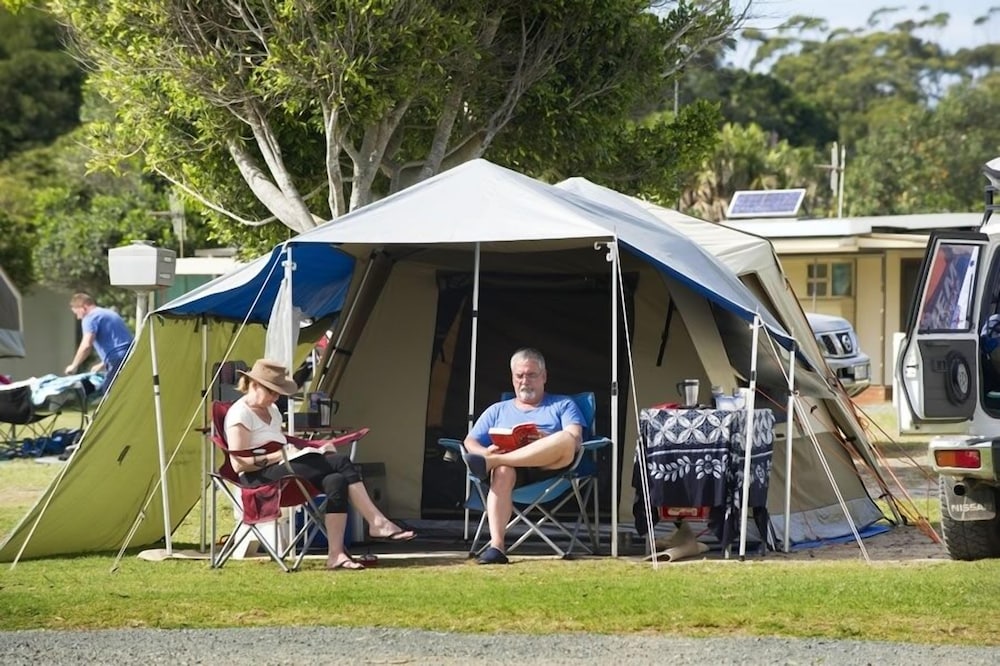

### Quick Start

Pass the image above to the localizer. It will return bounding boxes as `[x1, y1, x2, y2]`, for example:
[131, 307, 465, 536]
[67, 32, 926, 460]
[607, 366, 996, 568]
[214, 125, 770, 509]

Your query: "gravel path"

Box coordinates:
[2, 627, 1000, 665]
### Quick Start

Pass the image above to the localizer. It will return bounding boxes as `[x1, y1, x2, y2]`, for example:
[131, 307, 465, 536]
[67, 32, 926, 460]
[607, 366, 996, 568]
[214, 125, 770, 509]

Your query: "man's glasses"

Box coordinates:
[513, 372, 541, 381]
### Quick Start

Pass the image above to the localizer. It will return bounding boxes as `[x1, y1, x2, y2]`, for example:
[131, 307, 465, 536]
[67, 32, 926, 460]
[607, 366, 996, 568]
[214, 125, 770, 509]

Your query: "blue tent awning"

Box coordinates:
[156, 244, 355, 323]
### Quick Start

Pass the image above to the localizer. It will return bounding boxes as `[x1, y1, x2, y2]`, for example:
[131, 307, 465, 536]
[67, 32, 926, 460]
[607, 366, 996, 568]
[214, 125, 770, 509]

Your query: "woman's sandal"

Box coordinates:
[369, 529, 417, 543]
[327, 558, 366, 571]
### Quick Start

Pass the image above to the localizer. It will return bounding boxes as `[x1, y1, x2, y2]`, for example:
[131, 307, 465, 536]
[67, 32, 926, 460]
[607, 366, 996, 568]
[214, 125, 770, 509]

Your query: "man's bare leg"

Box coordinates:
[486, 431, 578, 470]
[486, 466, 516, 551]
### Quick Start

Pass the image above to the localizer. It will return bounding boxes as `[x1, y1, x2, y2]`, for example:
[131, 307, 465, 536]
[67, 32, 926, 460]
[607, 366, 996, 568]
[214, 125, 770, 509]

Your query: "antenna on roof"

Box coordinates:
[725, 188, 806, 219]
[817, 142, 846, 218]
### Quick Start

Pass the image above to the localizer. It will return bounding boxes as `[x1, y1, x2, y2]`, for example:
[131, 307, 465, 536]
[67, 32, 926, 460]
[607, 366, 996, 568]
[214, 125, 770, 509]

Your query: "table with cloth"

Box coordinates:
[633, 406, 776, 552]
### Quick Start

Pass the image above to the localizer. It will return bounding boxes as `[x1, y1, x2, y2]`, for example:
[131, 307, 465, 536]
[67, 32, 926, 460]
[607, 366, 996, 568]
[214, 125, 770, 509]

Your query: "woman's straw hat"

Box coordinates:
[238, 358, 298, 396]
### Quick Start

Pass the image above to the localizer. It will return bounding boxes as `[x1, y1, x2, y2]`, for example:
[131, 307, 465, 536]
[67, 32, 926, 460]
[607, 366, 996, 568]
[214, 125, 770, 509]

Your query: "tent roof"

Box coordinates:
[0, 265, 24, 358]
[556, 178, 776, 276]
[162, 159, 795, 346]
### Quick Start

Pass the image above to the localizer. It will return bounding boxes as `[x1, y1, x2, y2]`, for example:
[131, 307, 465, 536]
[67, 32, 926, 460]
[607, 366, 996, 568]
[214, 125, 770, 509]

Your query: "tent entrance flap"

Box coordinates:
[421, 270, 637, 519]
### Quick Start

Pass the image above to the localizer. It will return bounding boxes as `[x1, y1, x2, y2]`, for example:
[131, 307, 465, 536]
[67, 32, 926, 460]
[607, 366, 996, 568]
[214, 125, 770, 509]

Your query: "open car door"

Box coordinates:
[897, 231, 989, 431]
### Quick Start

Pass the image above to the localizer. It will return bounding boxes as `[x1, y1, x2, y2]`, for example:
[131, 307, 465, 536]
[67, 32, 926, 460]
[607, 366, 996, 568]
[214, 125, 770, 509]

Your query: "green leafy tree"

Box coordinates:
[0, 172, 36, 287]
[20, 0, 750, 239]
[0, 125, 210, 312]
[0, 6, 84, 159]
[680, 122, 824, 221]
[681, 67, 837, 149]
[0, 6, 86, 287]
[848, 72, 1000, 215]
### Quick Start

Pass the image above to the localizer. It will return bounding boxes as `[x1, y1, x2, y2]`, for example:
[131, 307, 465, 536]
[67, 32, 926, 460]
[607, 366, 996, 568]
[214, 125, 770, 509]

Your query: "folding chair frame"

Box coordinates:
[206, 400, 369, 572]
[210, 466, 327, 572]
[439, 391, 612, 560]
[0, 384, 59, 451]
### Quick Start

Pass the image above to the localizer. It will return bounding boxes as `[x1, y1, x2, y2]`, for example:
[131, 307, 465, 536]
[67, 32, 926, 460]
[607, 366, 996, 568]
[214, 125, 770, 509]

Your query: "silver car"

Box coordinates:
[805, 312, 871, 397]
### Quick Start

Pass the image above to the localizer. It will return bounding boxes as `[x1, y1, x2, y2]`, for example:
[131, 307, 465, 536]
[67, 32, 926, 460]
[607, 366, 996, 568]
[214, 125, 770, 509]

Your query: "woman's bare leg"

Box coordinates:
[324, 512, 362, 568]
[347, 483, 415, 539]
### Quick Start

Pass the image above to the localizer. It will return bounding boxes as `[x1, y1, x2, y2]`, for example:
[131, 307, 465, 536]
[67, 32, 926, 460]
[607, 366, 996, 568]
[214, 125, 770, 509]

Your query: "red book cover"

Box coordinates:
[488, 422, 542, 452]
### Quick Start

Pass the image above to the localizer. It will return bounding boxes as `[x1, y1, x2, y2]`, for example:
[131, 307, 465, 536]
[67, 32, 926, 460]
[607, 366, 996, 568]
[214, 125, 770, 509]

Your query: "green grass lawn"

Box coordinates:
[3, 403, 1000, 645]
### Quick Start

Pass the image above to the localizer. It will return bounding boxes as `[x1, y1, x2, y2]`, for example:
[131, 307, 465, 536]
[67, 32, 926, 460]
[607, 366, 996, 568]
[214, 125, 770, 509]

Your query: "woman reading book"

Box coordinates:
[462, 348, 584, 565]
[225, 358, 415, 570]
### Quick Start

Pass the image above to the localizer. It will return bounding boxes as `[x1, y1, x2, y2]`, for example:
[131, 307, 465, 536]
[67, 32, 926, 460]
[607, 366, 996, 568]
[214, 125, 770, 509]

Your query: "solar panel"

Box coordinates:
[726, 189, 806, 219]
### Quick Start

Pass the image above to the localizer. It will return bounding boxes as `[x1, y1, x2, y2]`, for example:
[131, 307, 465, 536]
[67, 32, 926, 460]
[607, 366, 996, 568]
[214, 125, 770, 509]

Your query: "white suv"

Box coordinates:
[805, 312, 871, 397]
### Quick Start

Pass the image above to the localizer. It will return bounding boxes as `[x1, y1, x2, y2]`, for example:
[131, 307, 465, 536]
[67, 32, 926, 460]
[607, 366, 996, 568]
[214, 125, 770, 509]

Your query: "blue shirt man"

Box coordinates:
[463, 348, 584, 564]
[468, 394, 584, 448]
[66, 292, 134, 391]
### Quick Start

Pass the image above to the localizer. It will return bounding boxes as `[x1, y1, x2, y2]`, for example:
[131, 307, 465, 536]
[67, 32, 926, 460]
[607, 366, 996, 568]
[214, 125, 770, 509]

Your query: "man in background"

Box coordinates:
[65, 292, 133, 391]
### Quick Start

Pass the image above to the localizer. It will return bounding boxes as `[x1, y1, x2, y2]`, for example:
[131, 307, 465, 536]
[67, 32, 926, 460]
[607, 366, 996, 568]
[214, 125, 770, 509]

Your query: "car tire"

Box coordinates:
[939, 476, 1000, 560]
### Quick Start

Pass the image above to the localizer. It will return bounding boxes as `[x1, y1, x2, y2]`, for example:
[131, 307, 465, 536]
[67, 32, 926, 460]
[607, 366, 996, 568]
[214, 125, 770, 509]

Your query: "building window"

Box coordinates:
[807, 261, 853, 297]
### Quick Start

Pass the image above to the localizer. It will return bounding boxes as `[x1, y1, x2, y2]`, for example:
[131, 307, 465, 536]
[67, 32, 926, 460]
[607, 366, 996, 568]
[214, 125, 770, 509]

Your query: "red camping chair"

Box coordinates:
[208, 401, 370, 571]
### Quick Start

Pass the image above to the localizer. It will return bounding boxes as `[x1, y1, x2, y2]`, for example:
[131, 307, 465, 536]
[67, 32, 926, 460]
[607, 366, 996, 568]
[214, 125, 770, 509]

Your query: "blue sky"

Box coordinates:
[731, 0, 999, 68]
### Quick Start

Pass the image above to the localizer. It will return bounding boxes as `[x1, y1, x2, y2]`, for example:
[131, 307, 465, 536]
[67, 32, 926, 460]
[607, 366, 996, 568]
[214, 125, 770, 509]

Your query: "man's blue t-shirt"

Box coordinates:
[83, 307, 133, 367]
[469, 394, 585, 446]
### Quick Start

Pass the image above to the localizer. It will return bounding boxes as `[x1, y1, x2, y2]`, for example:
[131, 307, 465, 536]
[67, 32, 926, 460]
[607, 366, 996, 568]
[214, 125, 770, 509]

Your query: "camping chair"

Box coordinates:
[0, 384, 59, 455]
[439, 391, 612, 559]
[208, 401, 370, 571]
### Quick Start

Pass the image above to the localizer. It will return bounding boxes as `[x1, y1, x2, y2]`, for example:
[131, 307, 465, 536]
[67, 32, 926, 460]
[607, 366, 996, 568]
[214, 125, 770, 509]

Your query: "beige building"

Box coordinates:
[722, 213, 983, 393]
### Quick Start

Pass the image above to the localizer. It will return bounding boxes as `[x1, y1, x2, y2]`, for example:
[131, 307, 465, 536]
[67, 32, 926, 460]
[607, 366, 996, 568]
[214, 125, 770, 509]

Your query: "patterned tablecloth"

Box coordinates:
[635, 407, 775, 548]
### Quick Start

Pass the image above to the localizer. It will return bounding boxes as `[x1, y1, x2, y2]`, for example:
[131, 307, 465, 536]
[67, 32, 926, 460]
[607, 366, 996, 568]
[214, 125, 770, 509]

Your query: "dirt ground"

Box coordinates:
[757, 452, 948, 564]
[640, 448, 951, 564]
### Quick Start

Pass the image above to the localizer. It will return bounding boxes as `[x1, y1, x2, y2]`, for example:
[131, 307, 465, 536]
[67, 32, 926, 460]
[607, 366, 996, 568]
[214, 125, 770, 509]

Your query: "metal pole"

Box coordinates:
[738, 315, 761, 560]
[608, 241, 620, 557]
[783, 341, 796, 553]
[837, 144, 846, 219]
[282, 245, 297, 434]
[200, 316, 208, 553]
[149, 293, 173, 555]
[464, 243, 482, 541]
[282, 245, 295, 552]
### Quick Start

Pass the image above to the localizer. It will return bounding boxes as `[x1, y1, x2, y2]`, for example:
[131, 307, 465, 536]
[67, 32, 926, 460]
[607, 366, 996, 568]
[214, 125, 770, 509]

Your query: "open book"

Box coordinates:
[283, 428, 371, 461]
[488, 422, 543, 452]
[285, 442, 336, 460]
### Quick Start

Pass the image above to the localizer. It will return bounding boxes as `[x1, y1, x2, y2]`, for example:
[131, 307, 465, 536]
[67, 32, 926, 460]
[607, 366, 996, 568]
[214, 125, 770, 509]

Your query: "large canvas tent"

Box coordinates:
[0, 160, 892, 562]
[0, 266, 24, 359]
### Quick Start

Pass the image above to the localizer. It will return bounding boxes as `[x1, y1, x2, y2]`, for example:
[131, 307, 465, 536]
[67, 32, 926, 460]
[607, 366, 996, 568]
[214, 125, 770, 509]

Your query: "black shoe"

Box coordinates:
[476, 546, 509, 565]
[466, 454, 489, 482]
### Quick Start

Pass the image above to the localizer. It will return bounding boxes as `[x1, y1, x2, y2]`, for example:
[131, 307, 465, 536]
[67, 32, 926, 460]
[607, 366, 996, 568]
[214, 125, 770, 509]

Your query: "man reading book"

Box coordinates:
[463, 347, 584, 565]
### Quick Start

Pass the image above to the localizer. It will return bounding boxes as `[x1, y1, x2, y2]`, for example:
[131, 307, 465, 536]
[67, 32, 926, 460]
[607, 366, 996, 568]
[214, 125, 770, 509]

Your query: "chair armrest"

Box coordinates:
[437, 437, 466, 454]
[286, 427, 370, 450]
[582, 436, 612, 452]
[569, 437, 611, 477]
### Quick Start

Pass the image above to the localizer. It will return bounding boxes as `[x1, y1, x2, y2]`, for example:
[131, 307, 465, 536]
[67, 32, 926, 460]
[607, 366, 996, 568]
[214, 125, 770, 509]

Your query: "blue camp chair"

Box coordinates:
[439, 391, 612, 558]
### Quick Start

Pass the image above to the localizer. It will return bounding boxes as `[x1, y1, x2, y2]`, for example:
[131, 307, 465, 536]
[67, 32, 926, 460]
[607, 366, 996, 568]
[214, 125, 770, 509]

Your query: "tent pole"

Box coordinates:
[282, 245, 296, 552]
[737, 314, 761, 561]
[149, 294, 173, 556]
[783, 340, 797, 553]
[609, 240, 620, 558]
[200, 316, 209, 553]
[281, 244, 297, 432]
[464, 243, 482, 541]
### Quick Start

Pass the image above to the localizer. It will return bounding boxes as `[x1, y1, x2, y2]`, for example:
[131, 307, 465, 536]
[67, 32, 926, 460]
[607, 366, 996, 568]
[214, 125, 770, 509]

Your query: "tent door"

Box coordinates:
[897, 231, 989, 430]
[422, 270, 636, 519]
